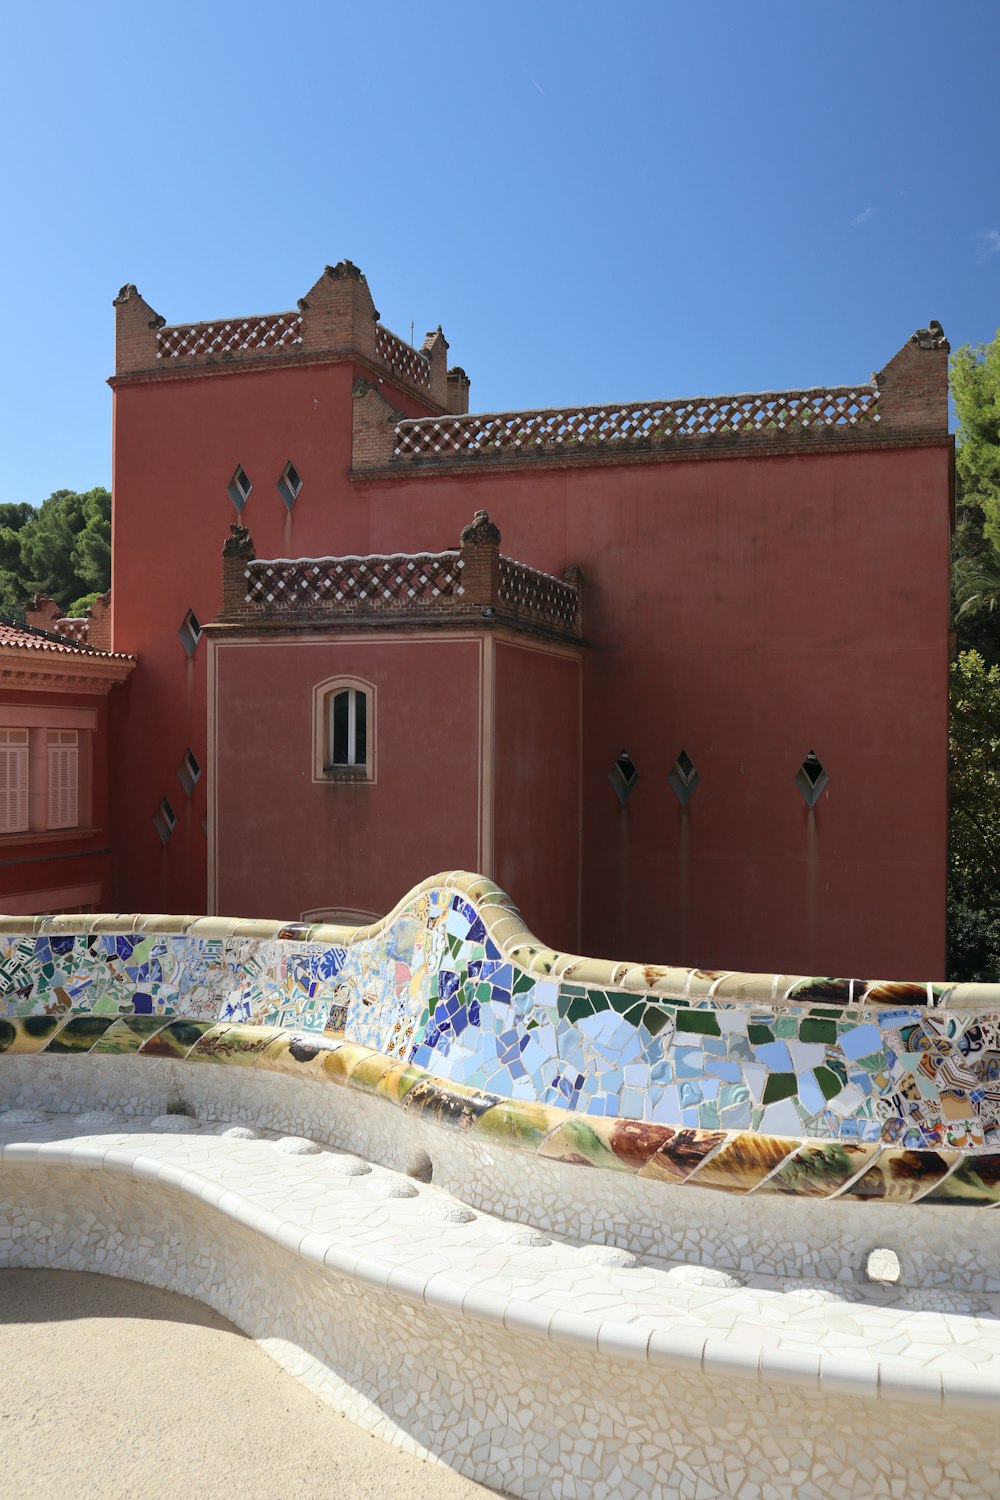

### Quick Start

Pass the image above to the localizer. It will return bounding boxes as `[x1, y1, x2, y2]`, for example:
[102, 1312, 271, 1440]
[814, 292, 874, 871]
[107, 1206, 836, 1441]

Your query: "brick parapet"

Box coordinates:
[351, 380, 404, 470]
[211, 513, 583, 644]
[447, 366, 471, 415]
[25, 590, 113, 651]
[420, 327, 449, 407]
[459, 510, 500, 608]
[874, 322, 950, 434]
[111, 261, 458, 413]
[81, 591, 112, 651]
[351, 325, 951, 476]
[25, 596, 64, 633]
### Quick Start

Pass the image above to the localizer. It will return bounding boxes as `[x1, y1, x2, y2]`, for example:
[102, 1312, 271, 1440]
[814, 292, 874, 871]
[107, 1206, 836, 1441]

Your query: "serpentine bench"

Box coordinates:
[3, 872, 1000, 1499]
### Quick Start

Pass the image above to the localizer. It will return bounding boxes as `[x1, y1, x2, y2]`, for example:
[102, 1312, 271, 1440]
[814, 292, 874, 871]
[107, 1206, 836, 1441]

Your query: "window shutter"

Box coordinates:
[47, 732, 79, 830]
[0, 730, 29, 834]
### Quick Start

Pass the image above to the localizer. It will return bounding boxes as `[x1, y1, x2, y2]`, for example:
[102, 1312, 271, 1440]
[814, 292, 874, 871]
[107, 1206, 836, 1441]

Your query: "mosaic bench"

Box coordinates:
[5, 872, 1000, 1497]
[3, 870, 1000, 1224]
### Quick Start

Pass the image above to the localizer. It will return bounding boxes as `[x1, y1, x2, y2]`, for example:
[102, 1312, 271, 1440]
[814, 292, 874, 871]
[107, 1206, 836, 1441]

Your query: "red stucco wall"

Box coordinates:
[112, 354, 950, 977]
[212, 634, 485, 921]
[493, 638, 582, 955]
[358, 445, 951, 977]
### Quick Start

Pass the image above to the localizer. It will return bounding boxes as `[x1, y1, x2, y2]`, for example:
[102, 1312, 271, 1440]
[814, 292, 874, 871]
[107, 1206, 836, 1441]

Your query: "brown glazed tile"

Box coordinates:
[0, 1015, 62, 1055]
[608, 1119, 679, 1171]
[688, 1132, 799, 1193]
[535, 1116, 675, 1173]
[188, 1024, 276, 1065]
[321, 1042, 373, 1084]
[90, 1018, 156, 1055]
[374, 1061, 424, 1105]
[123, 1015, 181, 1039]
[537, 1117, 632, 1172]
[45, 1015, 117, 1053]
[256, 1032, 348, 1079]
[471, 1100, 565, 1152]
[921, 1153, 1000, 1206]
[782, 978, 854, 1004]
[344, 1051, 397, 1092]
[138, 1020, 218, 1059]
[756, 1139, 881, 1198]
[637, 1129, 728, 1185]
[860, 982, 929, 1006]
[400, 1077, 502, 1130]
[841, 1147, 959, 1202]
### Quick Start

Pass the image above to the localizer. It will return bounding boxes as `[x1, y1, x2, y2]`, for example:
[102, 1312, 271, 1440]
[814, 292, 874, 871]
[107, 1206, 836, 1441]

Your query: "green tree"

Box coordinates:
[72, 487, 111, 594]
[951, 330, 1000, 661]
[0, 502, 38, 618]
[14, 487, 111, 617]
[948, 649, 1000, 980]
[65, 590, 102, 617]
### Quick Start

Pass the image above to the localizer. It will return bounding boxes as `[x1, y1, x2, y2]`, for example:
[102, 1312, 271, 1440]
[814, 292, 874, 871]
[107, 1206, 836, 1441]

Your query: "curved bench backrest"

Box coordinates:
[2, 872, 1000, 1154]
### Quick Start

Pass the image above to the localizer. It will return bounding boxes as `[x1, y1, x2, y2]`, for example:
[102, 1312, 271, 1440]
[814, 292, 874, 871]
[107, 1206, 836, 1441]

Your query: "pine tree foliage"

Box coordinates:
[0, 488, 111, 621]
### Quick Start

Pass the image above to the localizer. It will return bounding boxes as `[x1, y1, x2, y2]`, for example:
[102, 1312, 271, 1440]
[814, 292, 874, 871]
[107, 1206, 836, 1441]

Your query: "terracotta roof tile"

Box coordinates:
[0, 619, 133, 661]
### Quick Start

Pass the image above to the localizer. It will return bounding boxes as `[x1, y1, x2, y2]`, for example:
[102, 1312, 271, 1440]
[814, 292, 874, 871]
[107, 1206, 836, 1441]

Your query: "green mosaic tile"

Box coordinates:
[799, 1018, 837, 1044]
[762, 1072, 798, 1104]
[814, 1066, 844, 1101]
[675, 1009, 721, 1037]
[643, 1006, 671, 1036]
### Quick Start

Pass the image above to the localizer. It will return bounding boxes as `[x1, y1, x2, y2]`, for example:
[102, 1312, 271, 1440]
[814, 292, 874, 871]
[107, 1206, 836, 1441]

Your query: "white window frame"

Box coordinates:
[0, 729, 30, 834]
[328, 688, 366, 769]
[47, 729, 80, 830]
[0, 709, 95, 839]
[312, 677, 376, 784]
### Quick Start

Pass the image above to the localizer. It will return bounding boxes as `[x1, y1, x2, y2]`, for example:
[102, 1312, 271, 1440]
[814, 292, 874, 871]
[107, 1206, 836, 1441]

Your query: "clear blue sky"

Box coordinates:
[1, 0, 998, 504]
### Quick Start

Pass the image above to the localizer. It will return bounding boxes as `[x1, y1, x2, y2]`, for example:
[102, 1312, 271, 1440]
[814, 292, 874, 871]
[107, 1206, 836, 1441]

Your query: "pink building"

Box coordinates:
[0, 619, 133, 914]
[106, 264, 952, 976]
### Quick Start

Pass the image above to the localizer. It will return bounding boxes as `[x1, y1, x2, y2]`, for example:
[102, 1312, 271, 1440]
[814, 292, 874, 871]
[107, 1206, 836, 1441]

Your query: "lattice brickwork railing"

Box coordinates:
[392, 386, 880, 462]
[244, 553, 464, 610]
[499, 558, 579, 630]
[374, 325, 431, 390]
[55, 618, 89, 644]
[157, 312, 303, 361]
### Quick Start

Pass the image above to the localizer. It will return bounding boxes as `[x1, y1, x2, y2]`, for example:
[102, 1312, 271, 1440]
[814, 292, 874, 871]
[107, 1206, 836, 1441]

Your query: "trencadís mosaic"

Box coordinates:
[3, 871, 1000, 1203]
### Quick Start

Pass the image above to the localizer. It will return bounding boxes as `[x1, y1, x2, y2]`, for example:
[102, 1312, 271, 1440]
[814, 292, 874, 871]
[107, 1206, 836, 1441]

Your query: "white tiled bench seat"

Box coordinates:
[2, 1106, 1000, 1500]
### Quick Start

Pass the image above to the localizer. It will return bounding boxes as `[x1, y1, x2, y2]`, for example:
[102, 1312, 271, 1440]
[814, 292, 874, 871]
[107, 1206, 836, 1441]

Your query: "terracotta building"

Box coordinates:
[106, 264, 953, 976]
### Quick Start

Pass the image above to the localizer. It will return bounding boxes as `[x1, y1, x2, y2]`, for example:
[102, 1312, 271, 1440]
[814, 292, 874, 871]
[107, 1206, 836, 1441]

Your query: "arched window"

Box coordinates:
[313, 678, 376, 782]
[328, 686, 367, 770]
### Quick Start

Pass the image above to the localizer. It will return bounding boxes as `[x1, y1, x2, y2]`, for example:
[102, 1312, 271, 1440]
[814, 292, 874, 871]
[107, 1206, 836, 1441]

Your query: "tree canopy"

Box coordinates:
[949, 649, 1000, 980]
[0, 487, 110, 620]
[952, 330, 1000, 664]
[949, 328, 1000, 979]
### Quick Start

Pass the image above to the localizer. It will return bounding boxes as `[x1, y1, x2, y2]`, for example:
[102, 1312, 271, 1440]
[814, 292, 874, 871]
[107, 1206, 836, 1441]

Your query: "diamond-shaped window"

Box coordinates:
[153, 797, 177, 846]
[668, 748, 700, 807]
[227, 465, 252, 513]
[177, 748, 202, 798]
[795, 750, 829, 808]
[179, 609, 202, 658]
[277, 460, 302, 510]
[609, 750, 639, 807]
